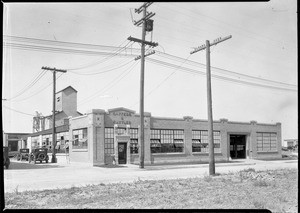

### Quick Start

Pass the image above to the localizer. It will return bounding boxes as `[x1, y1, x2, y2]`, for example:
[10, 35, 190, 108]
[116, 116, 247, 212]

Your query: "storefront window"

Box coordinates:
[257, 132, 277, 151]
[130, 128, 138, 154]
[72, 128, 88, 149]
[105, 128, 114, 154]
[192, 130, 221, 153]
[150, 129, 184, 153]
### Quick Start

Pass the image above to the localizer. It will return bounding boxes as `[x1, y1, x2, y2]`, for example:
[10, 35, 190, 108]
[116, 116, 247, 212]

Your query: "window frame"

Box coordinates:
[150, 129, 184, 153]
[192, 130, 221, 153]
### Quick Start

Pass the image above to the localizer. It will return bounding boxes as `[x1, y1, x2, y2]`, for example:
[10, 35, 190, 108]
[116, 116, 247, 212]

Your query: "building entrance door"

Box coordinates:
[230, 135, 246, 159]
[118, 143, 127, 164]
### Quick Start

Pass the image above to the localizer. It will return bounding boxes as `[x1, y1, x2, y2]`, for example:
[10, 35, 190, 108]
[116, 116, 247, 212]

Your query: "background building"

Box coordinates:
[3, 132, 30, 157]
[27, 86, 82, 152]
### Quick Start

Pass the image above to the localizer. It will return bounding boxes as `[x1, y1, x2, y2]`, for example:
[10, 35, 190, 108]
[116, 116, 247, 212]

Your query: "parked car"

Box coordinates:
[3, 146, 10, 169]
[17, 148, 30, 161]
[29, 148, 49, 164]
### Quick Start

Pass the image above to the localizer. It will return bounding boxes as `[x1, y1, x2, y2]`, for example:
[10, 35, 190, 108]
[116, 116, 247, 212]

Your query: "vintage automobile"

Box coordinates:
[3, 146, 10, 169]
[17, 148, 30, 161]
[29, 148, 49, 164]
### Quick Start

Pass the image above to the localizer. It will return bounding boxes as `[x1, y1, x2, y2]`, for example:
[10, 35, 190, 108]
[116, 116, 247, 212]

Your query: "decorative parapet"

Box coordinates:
[86, 109, 106, 115]
[183, 116, 193, 122]
[250, 120, 257, 125]
[220, 118, 228, 123]
[276, 122, 281, 126]
[144, 112, 151, 117]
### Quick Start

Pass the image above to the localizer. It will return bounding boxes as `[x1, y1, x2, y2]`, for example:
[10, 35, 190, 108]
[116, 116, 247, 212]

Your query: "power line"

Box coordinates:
[68, 59, 135, 75]
[155, 51, 297, 88]
[78, 60, 139, 105]
[64, 40, 133, 71]
[4, 36, 296, 90]
[9, 73, 64, 102]
[129, 54, 192, 108]
[146, 57, 297, 92]
[7, 70, 48, 101]
[2, 105, 35, 117]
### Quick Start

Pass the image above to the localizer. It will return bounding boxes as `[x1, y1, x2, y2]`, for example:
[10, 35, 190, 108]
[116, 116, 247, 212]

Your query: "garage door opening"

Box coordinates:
[230, 135, 246, 159]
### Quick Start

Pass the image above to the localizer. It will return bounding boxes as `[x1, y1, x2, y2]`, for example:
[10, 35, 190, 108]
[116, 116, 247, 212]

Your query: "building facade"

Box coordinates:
[27, 86, 82, 153]
[3, 132, 30, 157]
[67, 107, 282, 166]
[283, 139, 298, 148]
[26, 86, 282, 166]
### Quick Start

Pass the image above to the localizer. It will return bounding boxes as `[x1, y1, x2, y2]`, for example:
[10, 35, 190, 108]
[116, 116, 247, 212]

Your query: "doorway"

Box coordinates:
[118, 143, 127, 164]
[230, 135, 246, 159]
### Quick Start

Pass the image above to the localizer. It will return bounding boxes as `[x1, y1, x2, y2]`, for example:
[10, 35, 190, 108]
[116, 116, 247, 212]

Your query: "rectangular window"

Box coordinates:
[105, 128, 114, 155]
[130, 128, 138, 154]
[72, 128, 88, 149]
[192, 130, 221, 153]
[257, 132, 277, 152]
[150, 129, 184, 153]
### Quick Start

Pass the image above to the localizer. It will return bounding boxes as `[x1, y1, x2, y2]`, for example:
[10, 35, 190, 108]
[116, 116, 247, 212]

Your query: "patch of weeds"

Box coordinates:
[14, 185, 19, 195]
[242, 168, 255, 173]
[203, 175, 213, 182]
[253, 200, 265, 209]
[253, 179, 269, 187]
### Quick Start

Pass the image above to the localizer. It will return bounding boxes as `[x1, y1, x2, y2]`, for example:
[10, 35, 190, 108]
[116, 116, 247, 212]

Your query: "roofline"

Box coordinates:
[56, 86, 77, 94]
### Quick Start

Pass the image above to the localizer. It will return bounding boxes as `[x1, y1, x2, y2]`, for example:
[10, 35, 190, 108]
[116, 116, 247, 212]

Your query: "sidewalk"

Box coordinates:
[4, 158, 298, 193]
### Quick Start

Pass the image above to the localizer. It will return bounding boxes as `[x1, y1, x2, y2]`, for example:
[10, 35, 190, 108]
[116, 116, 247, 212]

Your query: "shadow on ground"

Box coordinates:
[94, 164, 128, 168]
[4, 161, 63, 170]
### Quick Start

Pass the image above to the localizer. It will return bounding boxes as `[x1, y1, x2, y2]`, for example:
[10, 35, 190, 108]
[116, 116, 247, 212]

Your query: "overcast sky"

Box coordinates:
[2, 1, 297, 142]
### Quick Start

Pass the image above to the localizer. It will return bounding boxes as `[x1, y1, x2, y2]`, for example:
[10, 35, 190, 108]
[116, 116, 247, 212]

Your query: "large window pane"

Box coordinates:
[150, 129, 184, 153]
[257, 132, 277, 151]
[72, 128, 88, 149]
[192, 130, 221, 153]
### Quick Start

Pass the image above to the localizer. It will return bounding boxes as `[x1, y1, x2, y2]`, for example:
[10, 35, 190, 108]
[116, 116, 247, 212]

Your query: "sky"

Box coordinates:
[2, 1, 298, 143]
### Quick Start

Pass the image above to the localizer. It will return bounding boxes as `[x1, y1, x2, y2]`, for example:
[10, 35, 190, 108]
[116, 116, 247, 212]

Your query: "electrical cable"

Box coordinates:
[146, 57, 297, 92]
[7, 70, 48, 101]
[68, 59, 135, 75]
[78, 60, 139, 105]
[2, 105, 36, 117]
[9, 73, 64, 102]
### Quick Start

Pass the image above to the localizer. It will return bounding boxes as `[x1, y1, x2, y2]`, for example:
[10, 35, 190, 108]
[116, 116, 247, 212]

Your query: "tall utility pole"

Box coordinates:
[41, 66, 67, 163]
[128, 2, 158, 168]
[190, 35, 232, 175]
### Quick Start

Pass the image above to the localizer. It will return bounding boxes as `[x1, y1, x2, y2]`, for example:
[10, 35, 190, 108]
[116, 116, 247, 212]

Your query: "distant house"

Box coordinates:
[283, 139, 298, 148]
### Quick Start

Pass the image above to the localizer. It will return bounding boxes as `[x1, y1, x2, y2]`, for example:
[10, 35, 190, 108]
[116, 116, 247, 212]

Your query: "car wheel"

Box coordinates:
[5, 158, 10, 169]
[46, 160, 48, 163]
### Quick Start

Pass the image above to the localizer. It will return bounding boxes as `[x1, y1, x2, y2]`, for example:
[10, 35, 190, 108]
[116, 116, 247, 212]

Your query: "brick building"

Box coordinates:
[26, 86, 282, 166]
[68, 107, 282, 166]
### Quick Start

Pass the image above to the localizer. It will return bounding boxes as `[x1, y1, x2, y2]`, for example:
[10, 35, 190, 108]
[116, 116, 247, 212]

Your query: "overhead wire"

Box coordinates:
[7, 69, 48, 101]
[2, 105, 36, 117]
[78, 59, 139, 105]
[156, 51, 297, 88]
[4, 35, 296, 94]
[129, 54, 192, 108]
[9, 73, 64, 102]
[146, 57, 297, 92]
[68, 59, 135, 75]
[64, 40, 133, 71]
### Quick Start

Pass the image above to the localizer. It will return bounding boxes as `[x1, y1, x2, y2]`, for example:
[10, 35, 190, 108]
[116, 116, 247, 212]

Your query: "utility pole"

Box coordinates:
[41, 66, 67, 163]
[128, 2, 158, 168]
[190, 35, 232, 175]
